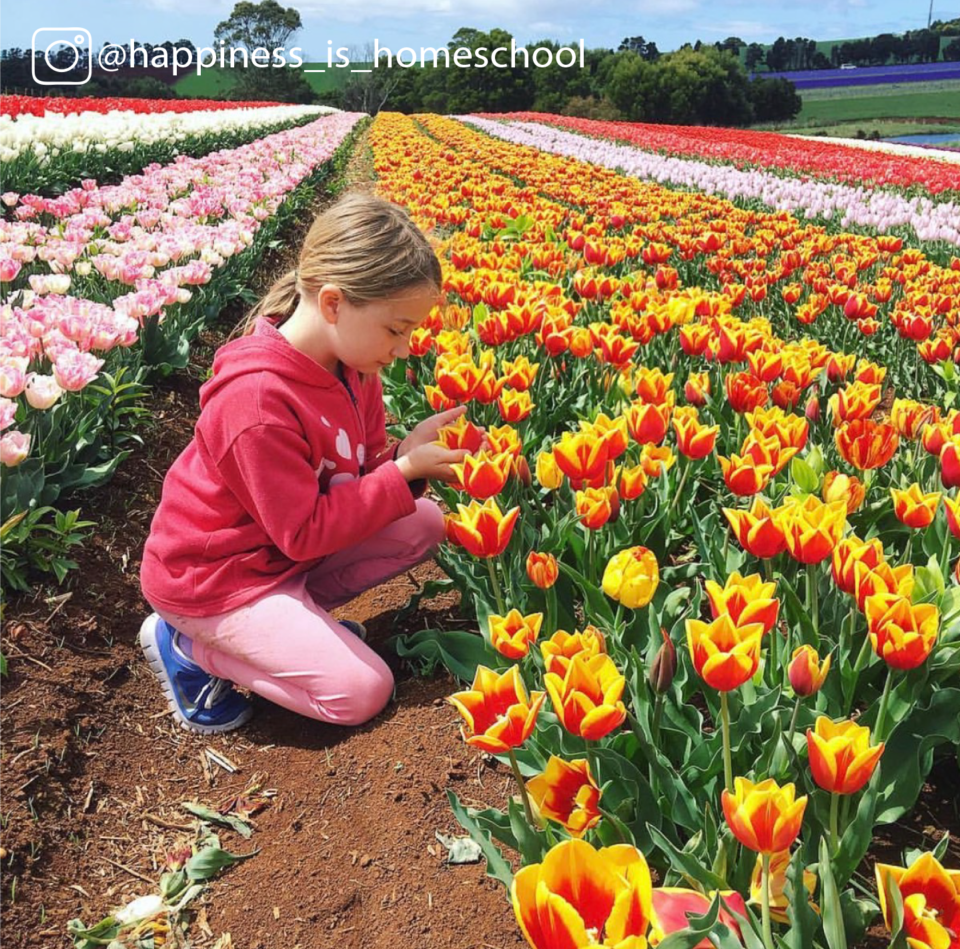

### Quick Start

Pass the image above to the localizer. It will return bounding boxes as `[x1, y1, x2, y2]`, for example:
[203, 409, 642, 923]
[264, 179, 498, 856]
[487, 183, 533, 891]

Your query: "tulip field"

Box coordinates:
[2, 97, 960, 948]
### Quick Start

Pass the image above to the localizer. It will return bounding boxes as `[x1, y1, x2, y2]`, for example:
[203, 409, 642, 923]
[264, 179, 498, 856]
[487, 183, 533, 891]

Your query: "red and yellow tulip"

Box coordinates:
[722, 777, 807, 855]
[544, 653, 627, 740]
[525, 757, 601, 838]
[488, 610, 544, 660]
[686, 613, 765, 692]
[806, 716, 884, 795]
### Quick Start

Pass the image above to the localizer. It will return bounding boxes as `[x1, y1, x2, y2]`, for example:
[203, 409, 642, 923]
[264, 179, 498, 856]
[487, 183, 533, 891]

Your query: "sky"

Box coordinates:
[4, 0, 959, 61]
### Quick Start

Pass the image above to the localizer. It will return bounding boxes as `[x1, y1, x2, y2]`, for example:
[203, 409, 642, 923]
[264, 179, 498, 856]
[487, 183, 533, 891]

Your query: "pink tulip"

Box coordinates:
[0, 431, 31, 467]
[0, 259, 22, 282]
[52, 350, 104, 392]
[24, 373, 63, 410]
[1, 192, 19, 207]
[0, 364, 27, 398]
[0, 397, 17, 431]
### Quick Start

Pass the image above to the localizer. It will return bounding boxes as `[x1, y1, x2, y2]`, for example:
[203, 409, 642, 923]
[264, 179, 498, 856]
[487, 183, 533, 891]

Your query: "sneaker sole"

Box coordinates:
[139, 615, 253, 735]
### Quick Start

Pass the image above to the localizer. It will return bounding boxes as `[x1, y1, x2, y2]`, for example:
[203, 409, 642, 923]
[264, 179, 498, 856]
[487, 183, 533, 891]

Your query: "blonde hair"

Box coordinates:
[241, 193, 442, 335]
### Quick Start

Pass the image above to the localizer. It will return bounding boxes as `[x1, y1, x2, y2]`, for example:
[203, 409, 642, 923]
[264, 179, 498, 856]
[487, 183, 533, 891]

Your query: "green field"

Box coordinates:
[798, 82, 960, 123]
[738, 33, 956, 70]
[175, 64, 372, 98]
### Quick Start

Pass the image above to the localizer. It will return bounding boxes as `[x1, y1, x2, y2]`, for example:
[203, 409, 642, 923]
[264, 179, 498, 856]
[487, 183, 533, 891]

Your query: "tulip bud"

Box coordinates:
[805, 393, 820, 422]
[648, 628, 677, 694]
[788, 645, 831, 697]
[406, 366, 416, 386]
[513, 454, 532, 488]
[526, 551, 559, 590]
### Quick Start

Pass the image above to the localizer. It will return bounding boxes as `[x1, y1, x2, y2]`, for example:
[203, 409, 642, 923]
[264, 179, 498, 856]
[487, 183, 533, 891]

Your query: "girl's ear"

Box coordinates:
[317, 284, 342, 324]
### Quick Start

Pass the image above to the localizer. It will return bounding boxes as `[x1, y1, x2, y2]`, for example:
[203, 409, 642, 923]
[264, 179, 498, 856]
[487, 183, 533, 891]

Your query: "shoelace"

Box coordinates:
[196, 676, 233, 710]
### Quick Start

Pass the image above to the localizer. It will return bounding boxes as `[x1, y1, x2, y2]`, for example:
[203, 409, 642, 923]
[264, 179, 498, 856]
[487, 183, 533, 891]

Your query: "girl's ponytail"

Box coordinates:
[240, 269, 299, 335]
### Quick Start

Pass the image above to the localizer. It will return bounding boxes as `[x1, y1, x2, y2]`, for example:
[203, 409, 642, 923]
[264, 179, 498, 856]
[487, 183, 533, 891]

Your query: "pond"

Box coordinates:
[881, 132, 960, 147]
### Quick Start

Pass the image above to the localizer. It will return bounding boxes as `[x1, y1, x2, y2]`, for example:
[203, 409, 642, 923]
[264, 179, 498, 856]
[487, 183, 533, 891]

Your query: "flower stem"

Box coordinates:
[667, 457, 692, 517]
[508, 748, 538, 828]
[873, 665, 895, 742]
[487, 557, 506, 615]
[844, 626, 875, 715]
[545, 585, 558, 637]
[829, 791, 841, 855]
[784, 695, 802, 755]
[720, 690, 734, 795]
[652, 692, 664, 746]
[806, 561, 819, 634]
[761, 853, 775, 949]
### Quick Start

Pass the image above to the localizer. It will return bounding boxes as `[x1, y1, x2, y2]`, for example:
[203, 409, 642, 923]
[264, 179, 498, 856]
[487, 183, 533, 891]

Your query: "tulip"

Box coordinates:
[822, 470, 865, 515]
[828, 382, 881, 425]
[436, 415, 485, 453]
[832, 535, 884, 596]
[553, 430, 608, 487]
[941, 436, 960, 490]
[725, 371, 769, 414]
[891, 399, 938, 440]
[447, 665, 545, 755]
[686, 613, 764, 693]
[788, 645, 831, 697]
[807, 716, 884, 795]
[425, 384, 457, 412]
[891, 483, 941, 530]
[511, 838, 654, 949]
[723, 497, 788, 559]
[722, 777, 807, 855]
[544, 653, 627, 740]
[640, 444, 675, 478]
[835, 418, 899, 470]
[853, 561, 915, 613]
[650, 888, 748, 947]
[618, 463, 647, 500]
[445, 498, 520, 560]
[540, 626, 606, 676]
[865, 593, 939, 671]
[498, 388, 534, 423]
[489, 610, 543, 660]
[749, 850, 817, 925]
[779, 496, 847, 565]
[576, 485, 618, 531]
[705, 572, 779, 635]
[718, 452, 774, 496]
[945, 495, 960, 540]
[876, 853, 960, 949]
[525, 757, 601, 837]
[500, 355, 539, 391]
[625, 400, 672, 445]
[684, 371, 710, 406]
[0, 431, 31, 467]
[535, 450, 564, 490]
[673, 413, 719, 460]
[451, 450, 513, 500]
[582, 413, 629, 461]
[601, 546, 660, 611]
[649, 627, 677, 694]
[526, 551, 558, 590]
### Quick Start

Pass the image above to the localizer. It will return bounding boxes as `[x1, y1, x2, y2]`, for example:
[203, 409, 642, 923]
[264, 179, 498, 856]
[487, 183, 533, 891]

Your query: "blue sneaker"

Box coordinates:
[339, 619, 367, 641]
[139, 613, 253, 734]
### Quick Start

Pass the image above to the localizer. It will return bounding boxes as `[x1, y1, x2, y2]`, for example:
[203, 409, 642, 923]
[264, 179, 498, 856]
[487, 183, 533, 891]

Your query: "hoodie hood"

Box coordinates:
[199, 316, 362, 409]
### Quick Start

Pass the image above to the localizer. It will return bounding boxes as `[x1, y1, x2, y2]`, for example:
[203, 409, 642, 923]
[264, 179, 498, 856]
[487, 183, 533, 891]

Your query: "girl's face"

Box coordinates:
[320, 283, 438, 375]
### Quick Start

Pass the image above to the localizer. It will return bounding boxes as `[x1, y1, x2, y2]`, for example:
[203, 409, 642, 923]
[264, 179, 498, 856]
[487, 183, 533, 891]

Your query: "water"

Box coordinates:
[881, 132, 960, 147]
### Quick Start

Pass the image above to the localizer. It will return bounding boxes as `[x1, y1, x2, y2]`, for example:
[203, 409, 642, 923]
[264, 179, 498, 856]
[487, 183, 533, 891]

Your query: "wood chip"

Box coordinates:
[273, 906, 281, 920]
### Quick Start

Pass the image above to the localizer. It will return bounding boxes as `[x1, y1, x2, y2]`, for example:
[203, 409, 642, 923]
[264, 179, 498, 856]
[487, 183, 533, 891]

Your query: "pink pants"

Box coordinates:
[151, 498, 445, 727]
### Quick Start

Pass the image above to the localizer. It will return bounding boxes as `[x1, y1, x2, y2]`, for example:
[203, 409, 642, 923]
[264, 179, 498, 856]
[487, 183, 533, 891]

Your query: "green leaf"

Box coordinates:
[557, 560, 616, 626]
[447, 789, 514, 890]
[647, 824, 727, 891]
[783, 846, 819, 949]
[819, 836, 848, 949]
[791, 456, 819, 494]
[655, 891, 723, 949]
[181, 801, 253, 839]
[832, 768, 880, 886]
[391, 627, 503, 682]
[184, 844, 259, 881]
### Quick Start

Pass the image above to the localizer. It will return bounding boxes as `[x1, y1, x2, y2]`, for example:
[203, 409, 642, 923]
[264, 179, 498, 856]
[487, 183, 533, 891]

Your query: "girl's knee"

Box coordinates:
[315, 656, 395, 726]
[412, 498, 446, 555]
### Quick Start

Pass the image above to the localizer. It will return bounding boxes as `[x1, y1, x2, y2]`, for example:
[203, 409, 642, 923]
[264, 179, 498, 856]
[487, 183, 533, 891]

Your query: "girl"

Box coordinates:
[139, 193, 475, 734]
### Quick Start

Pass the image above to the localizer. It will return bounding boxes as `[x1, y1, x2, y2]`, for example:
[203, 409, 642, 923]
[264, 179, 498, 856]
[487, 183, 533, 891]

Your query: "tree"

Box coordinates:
[749, 77, 801, 122]
[338, 42, 404, 114]
[213, 0, 314, 101]
[944, 37, 960, 61]
[745, 43, 765, 72]
[766, 37, 789, 71]
[716, 36, 745, 58]
[618, 36, 659, 60]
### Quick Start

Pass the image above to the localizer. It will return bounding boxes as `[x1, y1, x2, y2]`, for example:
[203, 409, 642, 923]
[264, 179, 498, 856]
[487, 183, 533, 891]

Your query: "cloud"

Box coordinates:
[699, 19, 779, 38]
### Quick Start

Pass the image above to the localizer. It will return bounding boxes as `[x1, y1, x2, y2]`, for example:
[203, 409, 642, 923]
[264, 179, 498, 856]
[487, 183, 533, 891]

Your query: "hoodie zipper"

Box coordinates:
[338, 369, 366, 476]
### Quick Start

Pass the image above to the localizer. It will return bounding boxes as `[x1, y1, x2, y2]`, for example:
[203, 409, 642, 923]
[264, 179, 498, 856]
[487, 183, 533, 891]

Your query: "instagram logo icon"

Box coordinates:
[32, 28, 93, 85]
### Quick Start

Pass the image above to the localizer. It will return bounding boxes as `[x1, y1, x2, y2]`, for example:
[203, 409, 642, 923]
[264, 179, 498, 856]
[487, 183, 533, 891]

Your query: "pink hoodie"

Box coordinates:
[141, 317, 422, 617]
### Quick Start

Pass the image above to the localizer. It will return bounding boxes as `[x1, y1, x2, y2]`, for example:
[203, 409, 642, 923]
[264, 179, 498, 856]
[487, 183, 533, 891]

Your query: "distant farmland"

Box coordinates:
[175, 64, 372, 98]
[759, 61, 960, 89]
[797, 81, 960, 123]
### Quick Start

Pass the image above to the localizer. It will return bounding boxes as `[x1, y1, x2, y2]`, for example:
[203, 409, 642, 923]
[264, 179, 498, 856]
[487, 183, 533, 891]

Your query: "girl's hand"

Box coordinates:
[396, 443, 470, 483]
[397, 405, 489, 456]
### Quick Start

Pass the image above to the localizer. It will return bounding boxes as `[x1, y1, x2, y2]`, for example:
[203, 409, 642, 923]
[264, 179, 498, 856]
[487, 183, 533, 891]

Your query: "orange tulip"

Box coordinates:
[686, 613, 765, 692]
[829, 382, 882, 425]
[544, 653, 627, 740]
[788, 645, 831, 697]
[684, 371, 711, 406]
[722, 777, 808, 855]
[853, 561, 915, 613]
[941, 436, 960, 489]
[448, 665, 545, 754]
[674, 413, 719, 460]
[486, 423, 523, 459]
[725, 371, 769, 414]
[445, 498, 520, 558]
[540, 626, 606, 676]
[525, 757, 601, 838]
[489, 610, 543, 660]
[832, 535, 885, 596]
[425, 384, 457, 412]
[945, 495, 960, 540]
[553, 431, 608, 486]
[582, 413, 629, 461]
[891, 399, 938, 440]
[632, 367, 675, 405]
[891, 483, 941, 530]
[836, 418, 899, 470]
[749, 850, 817, 925]
[619, 463, 647, 500]
[435, 353, 489, 403]
[436, 415, 484, 453]
[498, 388, 534, 423]
[451, 450, 513, 500]
[705, 572, 780, 635]
[576, 485, 619, 531]
[511, 838, 653, 949]
[865, 593, 939, 670]
[822, 471, 865, 515]
[500, 355, 539, 391]
[780, 496, 847, 564]
[650, 889, 748, 947]
[526, 551, 558, 590]
[746, 405, 809, 452]
[641, 444, 675, 478]
[625, 400, 672, 445]
[741, 430, 799, 476]
[718, 452, 774, 496]
[876, 853, 960, 949]
[723, 497, 787, 559]
[806, 716, 884, 795]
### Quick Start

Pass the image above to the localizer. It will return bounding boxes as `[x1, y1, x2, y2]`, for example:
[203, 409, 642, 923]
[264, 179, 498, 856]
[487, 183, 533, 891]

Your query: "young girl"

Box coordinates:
[139, 193, 475, 734]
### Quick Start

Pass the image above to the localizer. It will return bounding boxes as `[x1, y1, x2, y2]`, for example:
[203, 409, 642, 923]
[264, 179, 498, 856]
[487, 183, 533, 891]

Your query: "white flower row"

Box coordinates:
[0, 105, 338, 163]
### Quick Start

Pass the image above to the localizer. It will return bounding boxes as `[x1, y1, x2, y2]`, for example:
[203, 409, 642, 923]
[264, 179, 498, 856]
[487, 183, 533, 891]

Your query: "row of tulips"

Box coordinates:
[0, 104, 335, 197]
[0, 95, 288, 118]
[0, 112, 365, 594]
[365, 112, 959, 949]
[478, 111, 960, 195]
[462, 115, 960, 251]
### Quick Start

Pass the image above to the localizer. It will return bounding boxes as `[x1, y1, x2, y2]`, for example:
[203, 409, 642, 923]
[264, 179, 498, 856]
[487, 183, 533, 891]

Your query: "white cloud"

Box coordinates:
[700, 19, 778, 37]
